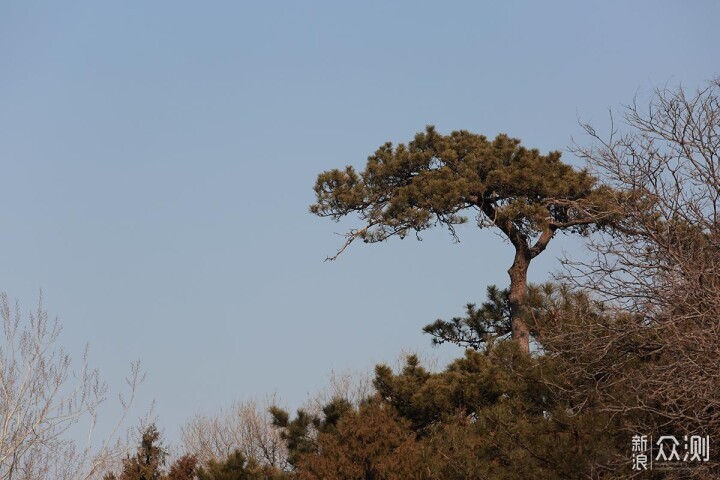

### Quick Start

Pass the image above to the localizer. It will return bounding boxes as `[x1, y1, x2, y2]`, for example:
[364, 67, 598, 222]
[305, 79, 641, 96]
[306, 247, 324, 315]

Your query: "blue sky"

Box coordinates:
[1, 1, 718, 445]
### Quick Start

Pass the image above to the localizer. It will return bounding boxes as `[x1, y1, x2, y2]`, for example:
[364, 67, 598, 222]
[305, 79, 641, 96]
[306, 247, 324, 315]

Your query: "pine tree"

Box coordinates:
[166, 454, 198, 480]
[114, 424, 167, 480]
[311, 127, 617, 353]
[269, 398, 353, 468]
[195, 449, 287, 480]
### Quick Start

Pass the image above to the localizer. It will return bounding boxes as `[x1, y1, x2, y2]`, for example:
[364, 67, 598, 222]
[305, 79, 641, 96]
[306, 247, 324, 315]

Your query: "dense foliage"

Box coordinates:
[271, 283, 718, 478]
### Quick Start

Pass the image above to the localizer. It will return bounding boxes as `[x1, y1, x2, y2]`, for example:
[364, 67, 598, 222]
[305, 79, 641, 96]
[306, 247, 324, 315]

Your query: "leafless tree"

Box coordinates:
[179, 394, 288, 470]
[179, 368, 374, 472]
[303, 368, 374, 417]
[539, 79, 720, 450]
[0, 293, 143, 480]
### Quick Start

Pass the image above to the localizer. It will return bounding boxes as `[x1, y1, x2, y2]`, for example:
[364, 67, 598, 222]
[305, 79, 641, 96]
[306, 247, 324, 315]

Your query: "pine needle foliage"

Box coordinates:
[311, 126, 618, 353]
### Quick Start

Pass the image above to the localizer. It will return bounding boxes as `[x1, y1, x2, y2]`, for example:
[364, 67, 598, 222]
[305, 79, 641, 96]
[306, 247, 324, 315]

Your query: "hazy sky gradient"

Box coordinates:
[1, 1, 718, 443]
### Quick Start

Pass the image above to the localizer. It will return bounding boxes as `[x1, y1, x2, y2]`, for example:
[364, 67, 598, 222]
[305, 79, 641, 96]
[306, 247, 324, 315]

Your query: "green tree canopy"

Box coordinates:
[311, 126, 617, 353]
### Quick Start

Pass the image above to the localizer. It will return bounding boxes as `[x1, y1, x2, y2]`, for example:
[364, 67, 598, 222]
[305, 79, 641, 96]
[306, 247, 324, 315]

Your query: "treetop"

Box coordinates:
[312, 126, 616, 259]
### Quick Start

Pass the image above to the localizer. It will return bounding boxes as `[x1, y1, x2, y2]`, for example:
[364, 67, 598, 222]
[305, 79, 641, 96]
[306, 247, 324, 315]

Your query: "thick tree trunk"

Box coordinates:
[508, 246, 531, 355]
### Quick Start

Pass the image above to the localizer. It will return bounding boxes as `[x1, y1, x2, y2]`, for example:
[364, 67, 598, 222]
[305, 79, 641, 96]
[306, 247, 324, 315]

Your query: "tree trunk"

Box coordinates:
[508, 246, 531, 355]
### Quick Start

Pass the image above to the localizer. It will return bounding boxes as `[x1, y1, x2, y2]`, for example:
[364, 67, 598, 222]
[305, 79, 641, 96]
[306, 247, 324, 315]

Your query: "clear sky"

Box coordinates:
[1, 1, 718, 445]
